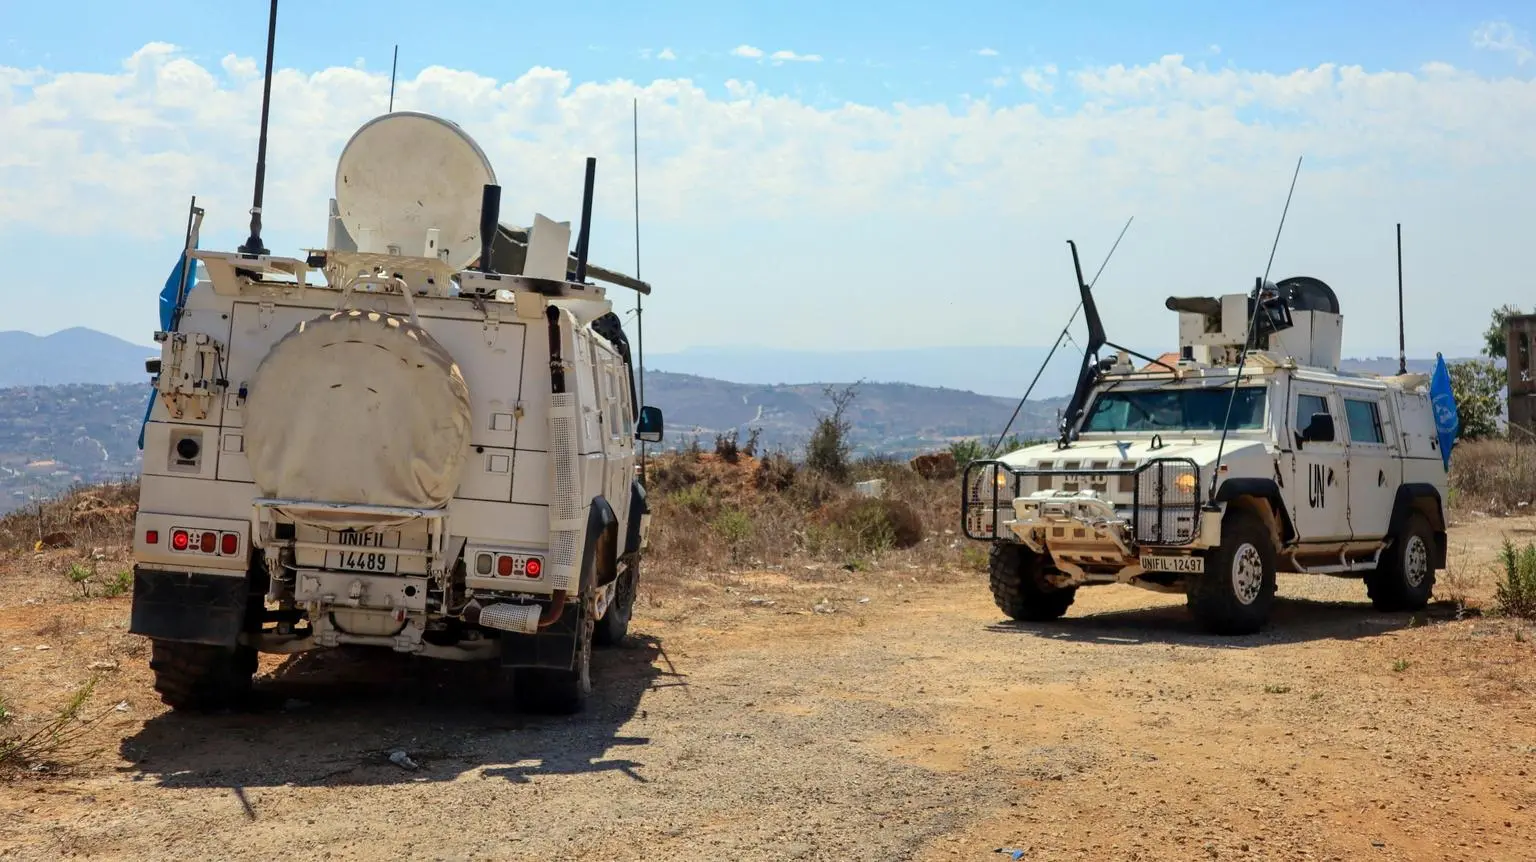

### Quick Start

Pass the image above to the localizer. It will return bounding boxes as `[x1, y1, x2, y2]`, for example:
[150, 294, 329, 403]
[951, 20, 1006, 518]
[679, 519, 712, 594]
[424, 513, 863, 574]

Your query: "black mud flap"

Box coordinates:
[499, 602, 582, 670]
[129, 567, 248, 648]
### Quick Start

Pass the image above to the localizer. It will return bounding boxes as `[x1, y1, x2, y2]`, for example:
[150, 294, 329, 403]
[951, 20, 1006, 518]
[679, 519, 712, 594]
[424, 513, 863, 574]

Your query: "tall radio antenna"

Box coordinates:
[1396, 222, 1406, 376]
[634, 96, 648, 479]
[1208, 155, 1304, 499]
[238, 0, 279, 257]
[389, 44, 399, 112]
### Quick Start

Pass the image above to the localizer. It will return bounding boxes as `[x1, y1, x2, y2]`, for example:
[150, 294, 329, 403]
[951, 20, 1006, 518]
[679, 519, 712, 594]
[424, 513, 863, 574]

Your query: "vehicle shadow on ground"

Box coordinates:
[118, 633, 685, 793]
[986, 596, 1472, 648]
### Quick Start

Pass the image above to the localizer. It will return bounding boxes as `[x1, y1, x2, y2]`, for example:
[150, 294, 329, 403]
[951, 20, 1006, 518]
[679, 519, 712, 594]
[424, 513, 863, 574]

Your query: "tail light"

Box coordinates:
[200, 532, 217, 553]
[524, 558, 543, 578]
[220, 533, 239, 555]
[496, 555, 514, 577]
[145, 530, 160, 545]
[171, 530, 190, 551]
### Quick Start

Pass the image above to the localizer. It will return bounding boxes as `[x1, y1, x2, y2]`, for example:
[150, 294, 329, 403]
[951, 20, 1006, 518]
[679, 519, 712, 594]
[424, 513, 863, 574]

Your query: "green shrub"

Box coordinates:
[806, 384, 857, 482]
[1495, 539, 1536, 619]
[712, 507, 753, 550]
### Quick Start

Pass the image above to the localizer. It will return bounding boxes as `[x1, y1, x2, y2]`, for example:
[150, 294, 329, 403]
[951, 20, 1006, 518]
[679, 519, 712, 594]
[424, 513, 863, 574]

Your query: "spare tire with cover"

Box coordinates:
[244, 310, 472, 529]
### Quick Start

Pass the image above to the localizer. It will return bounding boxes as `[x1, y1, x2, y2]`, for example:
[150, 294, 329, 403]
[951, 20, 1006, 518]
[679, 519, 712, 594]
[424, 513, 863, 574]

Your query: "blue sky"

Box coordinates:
[3, 1, 1527, 104]
[2, 1, 1534, 366]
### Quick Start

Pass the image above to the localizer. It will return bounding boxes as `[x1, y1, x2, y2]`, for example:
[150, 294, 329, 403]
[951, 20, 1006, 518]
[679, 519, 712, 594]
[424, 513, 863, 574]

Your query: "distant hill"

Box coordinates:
[0, 329, 156, 387]
[648, 345, 1070, 400]
[648, 346, 1491, 399]
[641, 372, 1062, 456]
[0, 383, 147, 509]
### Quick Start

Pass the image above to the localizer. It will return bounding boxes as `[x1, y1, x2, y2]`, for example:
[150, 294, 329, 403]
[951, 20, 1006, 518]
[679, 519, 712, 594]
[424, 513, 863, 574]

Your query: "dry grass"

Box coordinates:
[0, 675, 116, 777]
[0, 480, 139, 553]
[1448, 439, 1536, 516]
[643, 451, 965, 575]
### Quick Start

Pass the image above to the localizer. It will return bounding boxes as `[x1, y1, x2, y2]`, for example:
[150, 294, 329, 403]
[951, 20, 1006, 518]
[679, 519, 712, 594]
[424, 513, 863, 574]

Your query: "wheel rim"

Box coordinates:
[1231, 543, 1265, 606]
[1404, 535, 1429, 588]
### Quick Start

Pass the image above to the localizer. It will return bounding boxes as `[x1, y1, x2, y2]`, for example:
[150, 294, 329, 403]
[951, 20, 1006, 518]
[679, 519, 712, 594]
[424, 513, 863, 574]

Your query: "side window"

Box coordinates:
[605, 364, 622, 440]
[1343, 398, 1384, 444]
[617, 371, 634, 439]
[1295, 393, 1329, 434]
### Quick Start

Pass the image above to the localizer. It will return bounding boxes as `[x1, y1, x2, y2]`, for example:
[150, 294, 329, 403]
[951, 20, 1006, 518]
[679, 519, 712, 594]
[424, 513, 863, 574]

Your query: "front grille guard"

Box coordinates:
[961, 458, 1202, 546]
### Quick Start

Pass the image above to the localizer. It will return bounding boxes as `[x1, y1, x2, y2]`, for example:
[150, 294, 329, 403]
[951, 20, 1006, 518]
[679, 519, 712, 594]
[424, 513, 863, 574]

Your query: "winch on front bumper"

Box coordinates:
[962, 458, 1203, 578]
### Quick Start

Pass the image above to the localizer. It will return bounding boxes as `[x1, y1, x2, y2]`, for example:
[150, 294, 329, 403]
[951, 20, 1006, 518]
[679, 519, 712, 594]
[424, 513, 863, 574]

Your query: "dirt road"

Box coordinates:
[2, 519, 1534, 861]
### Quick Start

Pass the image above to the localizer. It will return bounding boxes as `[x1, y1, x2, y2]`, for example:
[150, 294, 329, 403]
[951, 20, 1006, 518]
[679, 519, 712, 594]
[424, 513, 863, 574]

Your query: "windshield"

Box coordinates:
[1082, 386, 1267, 433]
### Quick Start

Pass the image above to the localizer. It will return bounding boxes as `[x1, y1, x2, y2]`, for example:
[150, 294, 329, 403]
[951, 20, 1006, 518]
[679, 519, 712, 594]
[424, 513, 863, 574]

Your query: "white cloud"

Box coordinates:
[770, 49, 822, 64]
[2, 46, 1534, 359]
[657, 48, 677, 61]
[988, 75, 1009, 89]
[1473, 20, 1533, 64]
[1209, 44, 1222, 55]
[1020, 65, 1057, 95]
[735, 45, 821, 64]
[975, 48, 1000, 57]
[220, 53, 258, 80]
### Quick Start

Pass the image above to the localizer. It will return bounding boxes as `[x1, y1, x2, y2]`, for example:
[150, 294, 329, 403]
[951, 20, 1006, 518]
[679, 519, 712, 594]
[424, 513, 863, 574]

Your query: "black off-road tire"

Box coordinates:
[1187, 510, 1277, 636]
[1365, 512, 1436, 612]
[988, 543, 1077, 622]
[513, 615, 593, 715]
[148, 640, 258, 711]
[593, 562, 638, 648]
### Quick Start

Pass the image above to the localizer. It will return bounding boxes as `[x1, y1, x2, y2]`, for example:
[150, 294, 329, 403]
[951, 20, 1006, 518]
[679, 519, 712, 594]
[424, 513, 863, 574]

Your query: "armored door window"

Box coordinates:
[1343, 398, 1384, 444]
[1294, 393, 1329, 437]
[603, 364, 622, 440]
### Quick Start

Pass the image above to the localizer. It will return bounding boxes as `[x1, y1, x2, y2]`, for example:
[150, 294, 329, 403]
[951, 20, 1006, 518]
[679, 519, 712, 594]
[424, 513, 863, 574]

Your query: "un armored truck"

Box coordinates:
[963, 249, 1448, 635]
[129, 110, 664, 714]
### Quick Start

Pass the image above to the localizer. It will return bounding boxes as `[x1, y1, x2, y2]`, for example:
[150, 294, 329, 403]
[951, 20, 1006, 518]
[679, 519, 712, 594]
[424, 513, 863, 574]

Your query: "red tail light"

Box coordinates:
[496, 555, 514, 577]
[171, 530, 190, 551]
[220, 533, 239, 555]
[524, 557, 543, 578]
[200, 532, 217, 553]
[145, 530, 159, 545]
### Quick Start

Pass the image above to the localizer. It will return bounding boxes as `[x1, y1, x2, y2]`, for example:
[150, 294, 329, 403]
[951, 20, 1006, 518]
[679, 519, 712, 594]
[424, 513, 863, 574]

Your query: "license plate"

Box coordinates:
[327, 530, 398, 574]
[1139, 553, 1204, 574]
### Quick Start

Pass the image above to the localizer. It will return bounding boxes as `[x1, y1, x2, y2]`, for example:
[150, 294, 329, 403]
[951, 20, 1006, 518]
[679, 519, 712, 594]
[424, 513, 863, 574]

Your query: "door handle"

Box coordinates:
[1378, 470, 1386, 487]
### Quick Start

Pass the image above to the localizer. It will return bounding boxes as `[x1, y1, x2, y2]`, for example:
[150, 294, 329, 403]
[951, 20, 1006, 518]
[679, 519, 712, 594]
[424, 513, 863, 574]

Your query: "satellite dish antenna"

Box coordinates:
[334, 111, 497, 270]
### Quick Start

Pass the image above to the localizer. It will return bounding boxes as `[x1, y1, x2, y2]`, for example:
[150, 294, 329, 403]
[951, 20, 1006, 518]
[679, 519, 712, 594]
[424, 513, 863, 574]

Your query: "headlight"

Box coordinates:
[1175, 472, 1197, 494]
[995, 470, 1009, 488]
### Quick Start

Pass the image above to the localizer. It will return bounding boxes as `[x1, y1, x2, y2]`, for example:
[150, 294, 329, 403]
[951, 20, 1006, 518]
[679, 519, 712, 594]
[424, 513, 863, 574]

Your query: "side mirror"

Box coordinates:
[1302, 412, 1335, 443]
[636, 405, 664, 443]
[145, 358, 162, 375]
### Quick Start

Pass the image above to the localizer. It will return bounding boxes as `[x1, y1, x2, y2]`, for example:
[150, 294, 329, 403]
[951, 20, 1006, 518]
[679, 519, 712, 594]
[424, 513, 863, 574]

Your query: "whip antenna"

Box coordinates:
[986, 216, 1134, 457]
[238, 0, 279, 257]
[634, 97, 648, 478]
[389, 44, 398, 112]
[1208, 155, 1304, 500]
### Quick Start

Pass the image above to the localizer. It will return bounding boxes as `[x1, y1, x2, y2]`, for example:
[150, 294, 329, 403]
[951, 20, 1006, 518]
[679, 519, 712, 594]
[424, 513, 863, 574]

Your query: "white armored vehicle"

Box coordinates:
[129, 105, 663, 713]
[963, 243, 1448, 635]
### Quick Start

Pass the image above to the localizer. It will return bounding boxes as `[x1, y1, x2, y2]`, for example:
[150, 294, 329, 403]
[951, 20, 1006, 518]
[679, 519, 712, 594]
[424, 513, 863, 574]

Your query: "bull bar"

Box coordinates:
[961, 458, 1203, 547]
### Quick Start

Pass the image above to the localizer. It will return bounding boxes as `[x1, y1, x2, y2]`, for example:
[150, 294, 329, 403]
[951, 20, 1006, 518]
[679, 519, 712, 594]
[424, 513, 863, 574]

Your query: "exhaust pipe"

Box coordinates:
[475, 591, 569, 634]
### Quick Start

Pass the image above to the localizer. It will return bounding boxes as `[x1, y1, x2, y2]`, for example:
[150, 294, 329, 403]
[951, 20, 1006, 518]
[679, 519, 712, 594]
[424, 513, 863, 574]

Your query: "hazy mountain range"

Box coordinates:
[0, 328, 158, 387]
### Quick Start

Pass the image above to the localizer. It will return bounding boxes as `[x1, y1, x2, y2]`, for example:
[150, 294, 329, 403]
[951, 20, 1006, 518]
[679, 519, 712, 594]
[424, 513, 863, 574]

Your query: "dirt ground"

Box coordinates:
[1, 516, 1533, 862]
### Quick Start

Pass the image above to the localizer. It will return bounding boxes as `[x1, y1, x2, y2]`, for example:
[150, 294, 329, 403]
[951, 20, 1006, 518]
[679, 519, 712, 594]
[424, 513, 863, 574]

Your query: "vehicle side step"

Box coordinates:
[1289, 545, 1384, 575]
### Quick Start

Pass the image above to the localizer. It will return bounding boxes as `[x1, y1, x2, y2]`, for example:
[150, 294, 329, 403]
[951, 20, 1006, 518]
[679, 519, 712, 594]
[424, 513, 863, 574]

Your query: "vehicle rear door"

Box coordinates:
[1286, 383, 1350, 543]
[1339, 387, 1398, 541]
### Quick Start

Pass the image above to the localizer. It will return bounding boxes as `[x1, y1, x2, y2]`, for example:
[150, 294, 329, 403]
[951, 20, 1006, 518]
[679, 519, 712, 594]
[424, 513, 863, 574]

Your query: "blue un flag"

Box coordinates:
[1429, 352, 1459, 472]
[137, 243, 199, 450]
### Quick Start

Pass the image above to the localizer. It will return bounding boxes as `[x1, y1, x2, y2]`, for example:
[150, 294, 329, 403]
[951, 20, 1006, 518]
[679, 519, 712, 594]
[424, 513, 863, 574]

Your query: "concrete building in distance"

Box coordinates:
[1505, 314, 1536, 434]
